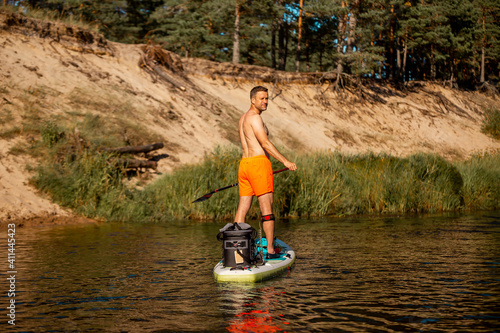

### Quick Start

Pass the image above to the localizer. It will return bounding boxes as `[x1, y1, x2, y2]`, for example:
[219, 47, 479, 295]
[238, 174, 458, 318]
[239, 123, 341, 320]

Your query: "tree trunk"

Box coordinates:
[278, 20, 288, 70]
[346, 2, 357, 54]
[396, 46, 401, 81]
[151, 64, 186, 91]
[480, 8, 486, 83]
[471, 51, 477, 79]
[388, 4, 395, 79]
[481, 45, 485, 83]
[232, 1, 240, 65]
[306, 39, 310, 71]
[403, 28, 408, 81]
[430, 44, 436, 80]
[295, 0, 304, 72]
[335, 1, 347, 87]
[346, 2, 357, 76]
[271, 19, 277, 69]
[285, 24, 289, 68]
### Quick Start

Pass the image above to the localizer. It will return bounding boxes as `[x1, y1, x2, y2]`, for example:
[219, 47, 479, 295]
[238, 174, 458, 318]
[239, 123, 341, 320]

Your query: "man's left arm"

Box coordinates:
[252, 118, 297, 171]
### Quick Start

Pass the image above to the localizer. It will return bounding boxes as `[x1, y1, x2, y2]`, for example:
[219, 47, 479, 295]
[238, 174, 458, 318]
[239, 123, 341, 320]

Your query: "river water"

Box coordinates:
[1, 212, 499, 332]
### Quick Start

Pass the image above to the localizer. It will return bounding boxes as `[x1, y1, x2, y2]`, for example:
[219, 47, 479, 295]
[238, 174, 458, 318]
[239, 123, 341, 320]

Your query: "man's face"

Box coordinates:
[252, 91, 269, 112]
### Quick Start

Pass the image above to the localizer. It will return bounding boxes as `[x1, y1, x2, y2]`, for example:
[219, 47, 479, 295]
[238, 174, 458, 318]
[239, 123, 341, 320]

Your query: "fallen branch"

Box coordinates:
[150, 63, 187, 91]
[139, 42, 186, 91]
[114, 158, 157, 169]
[102, 142, 164, 155]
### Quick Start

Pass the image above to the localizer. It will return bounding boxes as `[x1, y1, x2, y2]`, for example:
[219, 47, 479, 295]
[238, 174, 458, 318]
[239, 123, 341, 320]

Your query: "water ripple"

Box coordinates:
[0, 214, 498, 332]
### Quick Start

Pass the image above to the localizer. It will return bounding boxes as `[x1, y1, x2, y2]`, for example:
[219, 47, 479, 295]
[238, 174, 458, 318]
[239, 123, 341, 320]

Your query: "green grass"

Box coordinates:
[33, 149, 126, 218]
[280, 152, 466, 217]
[482, 107, 500, 140]
[455, 151, 500, 210]
[30, 142, 500, 223]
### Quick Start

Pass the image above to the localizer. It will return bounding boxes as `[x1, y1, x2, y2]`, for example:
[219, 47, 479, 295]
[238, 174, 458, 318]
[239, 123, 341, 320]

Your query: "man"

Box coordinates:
[234, 86, 297, 259]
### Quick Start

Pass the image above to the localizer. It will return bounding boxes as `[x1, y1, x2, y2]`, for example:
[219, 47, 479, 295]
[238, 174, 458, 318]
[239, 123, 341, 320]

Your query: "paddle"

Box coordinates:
[192, 168, 289, 203]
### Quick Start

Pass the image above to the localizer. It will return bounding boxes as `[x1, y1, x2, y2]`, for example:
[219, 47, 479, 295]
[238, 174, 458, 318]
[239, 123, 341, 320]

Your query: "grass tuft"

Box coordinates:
[482, 107, 500, 140]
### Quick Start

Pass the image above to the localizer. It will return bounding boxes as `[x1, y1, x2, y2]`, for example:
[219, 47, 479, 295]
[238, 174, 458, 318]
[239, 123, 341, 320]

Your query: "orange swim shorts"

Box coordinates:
[238, 155, 274, 197]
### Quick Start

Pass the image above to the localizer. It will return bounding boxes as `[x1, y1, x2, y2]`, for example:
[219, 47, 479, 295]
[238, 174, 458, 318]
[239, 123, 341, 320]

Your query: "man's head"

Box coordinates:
[250, 86, 269, 113]
[250, 86, 268, 100]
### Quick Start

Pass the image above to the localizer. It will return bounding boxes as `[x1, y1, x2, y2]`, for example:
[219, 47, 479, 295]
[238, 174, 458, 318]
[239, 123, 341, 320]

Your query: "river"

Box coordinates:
[1, 212, 499, 332]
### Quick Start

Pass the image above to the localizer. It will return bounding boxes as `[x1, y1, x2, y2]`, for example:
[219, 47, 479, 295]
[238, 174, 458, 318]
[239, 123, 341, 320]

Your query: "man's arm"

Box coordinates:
[251, 116, 297, 171]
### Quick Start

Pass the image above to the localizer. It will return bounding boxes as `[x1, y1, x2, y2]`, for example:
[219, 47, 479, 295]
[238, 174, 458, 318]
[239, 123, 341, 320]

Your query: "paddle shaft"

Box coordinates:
[193, 167, 289, 203]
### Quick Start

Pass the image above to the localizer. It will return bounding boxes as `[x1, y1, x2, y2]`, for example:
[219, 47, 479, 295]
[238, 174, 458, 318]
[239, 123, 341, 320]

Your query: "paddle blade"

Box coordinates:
[192, 193, 213, 203]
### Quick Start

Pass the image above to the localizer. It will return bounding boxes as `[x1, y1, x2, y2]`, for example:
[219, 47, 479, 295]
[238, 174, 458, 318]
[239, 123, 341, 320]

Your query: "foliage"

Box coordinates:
[140, 146, 243, 220]
[33, 149, 128, 218]
[30, 140, 500, 222]
[481, 107, 500, 140]
[455, 151, 500, 210]
[28, 111, 160, 221]
[4, 0, 499, 86]
[41, 121, 64, 147]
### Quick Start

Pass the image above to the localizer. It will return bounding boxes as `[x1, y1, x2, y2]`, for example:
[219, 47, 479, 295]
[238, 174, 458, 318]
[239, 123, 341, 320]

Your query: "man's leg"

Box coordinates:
[234, 196, 253, 223]
[257, 192, 276, 254]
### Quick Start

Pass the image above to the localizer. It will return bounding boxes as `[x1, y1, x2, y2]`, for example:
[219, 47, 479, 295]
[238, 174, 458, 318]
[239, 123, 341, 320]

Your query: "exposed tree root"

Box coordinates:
[478, 82, 499, 98]
[139, 41, 186, 91]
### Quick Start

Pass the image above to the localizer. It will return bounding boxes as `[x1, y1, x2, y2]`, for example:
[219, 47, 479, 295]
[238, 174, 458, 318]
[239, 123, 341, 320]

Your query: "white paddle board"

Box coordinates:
[213, 238, 295, 283]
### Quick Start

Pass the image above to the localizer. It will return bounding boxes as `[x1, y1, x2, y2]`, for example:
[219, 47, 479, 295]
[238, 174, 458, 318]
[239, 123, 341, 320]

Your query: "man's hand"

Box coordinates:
[284, 161, 297, 171]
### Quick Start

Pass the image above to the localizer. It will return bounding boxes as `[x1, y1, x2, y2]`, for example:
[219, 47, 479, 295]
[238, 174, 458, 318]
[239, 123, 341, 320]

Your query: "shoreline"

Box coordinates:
[1, 213, 100, 228]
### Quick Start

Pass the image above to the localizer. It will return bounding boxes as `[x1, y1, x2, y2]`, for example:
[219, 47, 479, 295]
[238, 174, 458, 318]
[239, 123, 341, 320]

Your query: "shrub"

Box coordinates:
[41, 121, 65, 147]
[481, 107, 500, 140]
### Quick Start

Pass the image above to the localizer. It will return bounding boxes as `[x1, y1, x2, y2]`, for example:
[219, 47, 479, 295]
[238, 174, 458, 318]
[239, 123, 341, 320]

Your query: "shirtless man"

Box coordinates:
[235, 86, 297, 259]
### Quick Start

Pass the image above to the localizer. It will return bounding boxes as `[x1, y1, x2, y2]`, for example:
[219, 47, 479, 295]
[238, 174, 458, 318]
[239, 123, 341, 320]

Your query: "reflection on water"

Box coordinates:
[220, 284, 291, 332]
[0, 213, 498, 332]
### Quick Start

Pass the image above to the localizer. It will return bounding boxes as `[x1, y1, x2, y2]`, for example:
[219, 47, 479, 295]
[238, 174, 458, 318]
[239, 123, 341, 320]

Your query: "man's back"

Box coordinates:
[239, 110, 268, 158]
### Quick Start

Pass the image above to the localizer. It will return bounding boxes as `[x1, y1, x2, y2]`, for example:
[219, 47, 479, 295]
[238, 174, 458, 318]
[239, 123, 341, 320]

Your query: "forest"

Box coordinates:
[3, 0, 499, 89]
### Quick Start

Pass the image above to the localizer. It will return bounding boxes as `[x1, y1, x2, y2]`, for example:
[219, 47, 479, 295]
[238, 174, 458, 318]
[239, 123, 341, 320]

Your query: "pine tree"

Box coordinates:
[122, 0, 164, 43]
[301, 0, 338, 72]
[441, 0, 477, 86]
[474, 0, 500, 83]
[151, 0, 235, 61]
[352, 0, 386, 78]
[397, 0, 452, 80]
[274, 0, 293, 70]
[238, 0, 275, 67]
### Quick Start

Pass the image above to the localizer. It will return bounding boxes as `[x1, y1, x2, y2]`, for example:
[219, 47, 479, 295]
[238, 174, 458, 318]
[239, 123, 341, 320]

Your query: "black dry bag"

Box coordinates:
[217, 222, 256, 267]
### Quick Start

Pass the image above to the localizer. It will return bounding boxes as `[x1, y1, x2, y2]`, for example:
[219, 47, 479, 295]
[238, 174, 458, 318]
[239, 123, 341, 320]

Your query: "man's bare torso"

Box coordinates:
[239, 90, 270, 158]
[239, 111, 269, 158]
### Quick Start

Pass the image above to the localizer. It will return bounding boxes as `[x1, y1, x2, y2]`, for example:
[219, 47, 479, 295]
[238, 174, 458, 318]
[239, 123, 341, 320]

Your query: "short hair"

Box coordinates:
[250, 86, 268, 99]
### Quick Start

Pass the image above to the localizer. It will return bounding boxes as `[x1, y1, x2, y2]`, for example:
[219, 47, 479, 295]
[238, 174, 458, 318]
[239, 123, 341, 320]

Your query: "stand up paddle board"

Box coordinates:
[213, 237, 295, 283]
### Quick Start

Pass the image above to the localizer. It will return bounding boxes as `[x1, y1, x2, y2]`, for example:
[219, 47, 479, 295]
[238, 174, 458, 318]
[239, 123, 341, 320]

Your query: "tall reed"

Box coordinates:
[455, 151, 500, 210]
[33, 149, 128, 219]
[32, 142, 500, 222]
[141, 146, 242, 221]
[282, 152, 465, 217]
